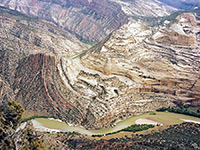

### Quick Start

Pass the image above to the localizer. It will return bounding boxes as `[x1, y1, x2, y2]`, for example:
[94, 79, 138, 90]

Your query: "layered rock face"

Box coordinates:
[0, 76, 14, 103]
[110, 0, 177, 17]
[0, 0, 127, 43]
[60, 12, 200, 128]
[0, 0, 181, 43]
[152, 13, 199, 46]
[0, 7, 88, 124]
[13, 54, 86, 125]
[0, 6, 85, 84]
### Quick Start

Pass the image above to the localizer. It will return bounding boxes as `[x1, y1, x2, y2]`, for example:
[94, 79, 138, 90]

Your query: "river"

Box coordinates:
[31, 112, 200, 136]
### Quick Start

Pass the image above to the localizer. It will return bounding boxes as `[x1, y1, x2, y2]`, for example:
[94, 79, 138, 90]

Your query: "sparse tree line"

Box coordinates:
[68, 122, 200, 150]
[157, 106, 200, 118]
[92, 124, 154, 137]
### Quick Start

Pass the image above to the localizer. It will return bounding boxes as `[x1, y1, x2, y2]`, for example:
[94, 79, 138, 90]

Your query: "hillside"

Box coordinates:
[0, 0, 181, 43]
[0, 0, 128, 43]
[65, 122, 200, 150]
[0, 6, 89, 125]
[1, 1, 200, 149]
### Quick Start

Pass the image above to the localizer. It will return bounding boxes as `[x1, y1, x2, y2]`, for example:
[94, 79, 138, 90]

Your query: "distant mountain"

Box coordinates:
[0, 0, 199, 43]
[158, 0, 200, 10]
[110, 0, 177, 17]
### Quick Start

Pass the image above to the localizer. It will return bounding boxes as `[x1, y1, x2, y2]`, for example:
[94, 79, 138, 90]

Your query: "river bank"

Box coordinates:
[30, 112, 200, 136]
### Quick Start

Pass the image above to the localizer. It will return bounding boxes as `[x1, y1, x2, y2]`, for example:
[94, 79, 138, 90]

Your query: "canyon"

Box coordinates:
[0, 5, 200, 129]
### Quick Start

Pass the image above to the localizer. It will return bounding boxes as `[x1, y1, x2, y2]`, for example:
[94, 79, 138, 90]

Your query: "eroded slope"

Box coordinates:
[0, 7, 88, 125]
[60, 12, 200, 128]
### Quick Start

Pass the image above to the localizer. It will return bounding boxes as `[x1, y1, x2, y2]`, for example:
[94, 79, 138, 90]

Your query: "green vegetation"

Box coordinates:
[114, 112, 200, 127]
[159, 11, 184, 24]
[92, 124, 154, 137]
[157, 106, 200, 118]
[0, 100, 48, 149]
[68, 122, 200, 150]
[160, 8, 200, 25]
[83, 42, 93, 49]
[34, 112, 200, 137]
[0, 100, 24, 149]
[149, 112, 156, 115]
[121, 124, 154, 132]
[21, 115, 56, 123]
[132, 8, 200, 28]
[0, 100, 24, 129]
[140, 112, 200, 125]
[21, 127, 48, 150]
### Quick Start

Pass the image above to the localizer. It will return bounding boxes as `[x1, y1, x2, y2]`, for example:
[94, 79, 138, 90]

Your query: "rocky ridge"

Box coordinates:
[0, 76, 14, 103]
[0, 6, 85, 84]
[110, 0, 177, 17]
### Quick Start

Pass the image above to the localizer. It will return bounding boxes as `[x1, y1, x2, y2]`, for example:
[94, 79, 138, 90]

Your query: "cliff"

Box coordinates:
[158, 0, 200, 10]
[61, 12, 200, 128]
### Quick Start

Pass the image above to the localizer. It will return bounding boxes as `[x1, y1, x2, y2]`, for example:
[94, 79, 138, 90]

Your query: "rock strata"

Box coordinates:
[60, 12, 200, 128]
[0, 0, 181, 43]
[0, 1, 128, 43]
[0, 7, 200, 129]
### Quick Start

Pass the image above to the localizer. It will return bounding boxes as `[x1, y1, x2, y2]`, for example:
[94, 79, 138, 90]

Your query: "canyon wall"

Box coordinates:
[0, 7, 200, 129]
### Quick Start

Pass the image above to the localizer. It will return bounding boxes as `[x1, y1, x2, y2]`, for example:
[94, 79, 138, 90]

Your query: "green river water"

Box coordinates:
[32, 112, 200, 136]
